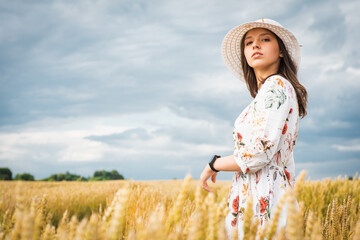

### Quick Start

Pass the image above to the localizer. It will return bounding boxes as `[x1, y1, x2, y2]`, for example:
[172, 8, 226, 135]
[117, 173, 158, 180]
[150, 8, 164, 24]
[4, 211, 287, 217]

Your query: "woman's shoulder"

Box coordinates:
[263, 75, 298, 107]
[263, 74, 295, 93]
[256, 75, 297, 104]
[265, 74, 290, 86]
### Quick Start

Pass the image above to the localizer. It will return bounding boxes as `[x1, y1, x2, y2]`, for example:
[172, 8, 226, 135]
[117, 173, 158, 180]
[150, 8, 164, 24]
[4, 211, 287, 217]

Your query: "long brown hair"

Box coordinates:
[240, 28, 308, 118]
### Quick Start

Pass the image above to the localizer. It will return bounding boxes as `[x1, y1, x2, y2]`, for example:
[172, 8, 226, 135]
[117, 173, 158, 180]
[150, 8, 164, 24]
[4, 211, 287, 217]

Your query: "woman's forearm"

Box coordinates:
[213, 154, 241, 172]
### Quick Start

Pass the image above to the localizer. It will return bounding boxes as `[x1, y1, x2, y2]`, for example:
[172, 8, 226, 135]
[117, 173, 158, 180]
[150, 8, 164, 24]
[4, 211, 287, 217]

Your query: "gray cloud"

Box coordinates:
[0, 0, 359, 180]
[85, 128, 152, 144]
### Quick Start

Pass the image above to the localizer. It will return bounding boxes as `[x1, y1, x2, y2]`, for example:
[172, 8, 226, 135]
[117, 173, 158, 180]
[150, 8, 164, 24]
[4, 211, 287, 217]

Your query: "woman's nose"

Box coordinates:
[252, 40, 260, 49]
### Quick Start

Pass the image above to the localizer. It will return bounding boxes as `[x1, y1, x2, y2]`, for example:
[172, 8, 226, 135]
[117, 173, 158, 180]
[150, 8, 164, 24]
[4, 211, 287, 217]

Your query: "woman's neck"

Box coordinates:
[254, 66, 279, 90]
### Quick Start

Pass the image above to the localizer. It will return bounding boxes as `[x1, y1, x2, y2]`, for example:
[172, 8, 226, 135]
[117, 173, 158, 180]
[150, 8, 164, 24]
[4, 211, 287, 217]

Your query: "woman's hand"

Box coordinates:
[200, 164, 217, 192]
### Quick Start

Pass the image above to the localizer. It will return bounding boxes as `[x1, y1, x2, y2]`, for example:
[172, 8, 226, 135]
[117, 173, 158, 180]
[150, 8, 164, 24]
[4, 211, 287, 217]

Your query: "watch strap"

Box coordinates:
[209, 155, 221, 172]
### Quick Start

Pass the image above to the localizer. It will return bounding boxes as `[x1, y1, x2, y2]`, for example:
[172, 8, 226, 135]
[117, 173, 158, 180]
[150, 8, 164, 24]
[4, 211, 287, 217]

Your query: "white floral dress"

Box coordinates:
[225, 75, 300, 239]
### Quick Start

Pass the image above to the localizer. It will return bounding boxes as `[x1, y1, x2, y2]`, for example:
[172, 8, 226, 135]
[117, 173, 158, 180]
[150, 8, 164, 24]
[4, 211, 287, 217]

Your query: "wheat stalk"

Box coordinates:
[266, 191, 286, 240]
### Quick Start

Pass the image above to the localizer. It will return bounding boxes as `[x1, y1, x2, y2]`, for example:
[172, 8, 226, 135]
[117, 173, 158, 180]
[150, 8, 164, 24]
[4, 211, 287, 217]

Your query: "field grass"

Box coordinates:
[0, 171, 359, 239]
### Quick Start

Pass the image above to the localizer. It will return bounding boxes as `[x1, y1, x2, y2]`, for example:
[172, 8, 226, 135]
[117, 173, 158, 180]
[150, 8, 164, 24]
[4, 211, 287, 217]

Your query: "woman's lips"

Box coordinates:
[252, 52, 263, 58]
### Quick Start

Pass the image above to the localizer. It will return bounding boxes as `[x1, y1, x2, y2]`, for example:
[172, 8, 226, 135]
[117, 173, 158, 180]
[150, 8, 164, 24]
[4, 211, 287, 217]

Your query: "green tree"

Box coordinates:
[42, 171, 87, 181]
[90, 170, 124, 181]
[0, 168, 12, 180]
[110, 170, 124, 180]
[14, 173, 35, 181]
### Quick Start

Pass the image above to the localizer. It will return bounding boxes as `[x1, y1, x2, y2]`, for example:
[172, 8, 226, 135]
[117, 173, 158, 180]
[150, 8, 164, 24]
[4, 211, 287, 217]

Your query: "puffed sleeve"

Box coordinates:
[234, 76, 291, 173]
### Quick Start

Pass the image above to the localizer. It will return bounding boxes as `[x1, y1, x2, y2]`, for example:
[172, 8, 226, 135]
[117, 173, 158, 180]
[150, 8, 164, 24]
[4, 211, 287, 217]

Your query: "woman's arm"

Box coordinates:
[213, 155, 241, 171]
[200, 154, 241, 192]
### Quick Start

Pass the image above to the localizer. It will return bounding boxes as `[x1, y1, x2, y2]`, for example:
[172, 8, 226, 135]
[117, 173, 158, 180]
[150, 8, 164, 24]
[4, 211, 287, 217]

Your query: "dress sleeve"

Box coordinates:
[234, 77, 291, 173]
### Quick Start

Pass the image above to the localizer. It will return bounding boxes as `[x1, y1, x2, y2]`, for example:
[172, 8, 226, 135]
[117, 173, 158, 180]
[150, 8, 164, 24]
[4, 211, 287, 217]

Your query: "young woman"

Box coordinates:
[200, 18, 308, 239]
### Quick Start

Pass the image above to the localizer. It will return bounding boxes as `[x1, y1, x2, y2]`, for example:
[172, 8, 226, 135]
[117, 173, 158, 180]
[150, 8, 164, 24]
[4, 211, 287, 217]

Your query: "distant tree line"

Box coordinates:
[0, 168, 124, 181]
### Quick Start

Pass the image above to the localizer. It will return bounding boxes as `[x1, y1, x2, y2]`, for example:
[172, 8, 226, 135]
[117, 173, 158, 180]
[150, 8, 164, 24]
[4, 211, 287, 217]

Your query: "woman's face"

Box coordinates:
[243, 28, 283, 72]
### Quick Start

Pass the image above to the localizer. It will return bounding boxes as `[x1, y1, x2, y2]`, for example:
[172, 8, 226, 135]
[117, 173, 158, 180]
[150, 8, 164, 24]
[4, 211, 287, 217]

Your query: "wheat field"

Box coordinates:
[0, 171, 359, 240]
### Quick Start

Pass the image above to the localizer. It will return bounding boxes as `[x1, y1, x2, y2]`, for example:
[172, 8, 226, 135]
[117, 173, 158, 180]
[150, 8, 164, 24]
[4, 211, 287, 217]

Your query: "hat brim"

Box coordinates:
[221, 21, 301, 82]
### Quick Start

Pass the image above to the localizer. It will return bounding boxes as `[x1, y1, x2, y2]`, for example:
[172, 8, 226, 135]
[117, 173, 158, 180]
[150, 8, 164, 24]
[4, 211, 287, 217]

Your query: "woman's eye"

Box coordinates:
[245, 41, 252, 46]
[262, 38, 270, 42]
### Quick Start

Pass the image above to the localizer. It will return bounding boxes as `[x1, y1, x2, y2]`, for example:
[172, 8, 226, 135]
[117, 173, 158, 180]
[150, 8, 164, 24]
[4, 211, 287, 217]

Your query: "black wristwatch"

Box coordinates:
[209, 155, 221, 172]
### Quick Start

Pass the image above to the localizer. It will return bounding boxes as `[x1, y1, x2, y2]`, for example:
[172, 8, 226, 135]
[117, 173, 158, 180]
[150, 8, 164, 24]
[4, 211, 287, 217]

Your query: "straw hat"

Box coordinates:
[221, 18, 301, 81]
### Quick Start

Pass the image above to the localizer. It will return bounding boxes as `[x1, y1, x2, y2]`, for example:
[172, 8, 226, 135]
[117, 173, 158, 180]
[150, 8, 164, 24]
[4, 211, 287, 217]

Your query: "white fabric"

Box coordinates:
[225, 75, 300, 239]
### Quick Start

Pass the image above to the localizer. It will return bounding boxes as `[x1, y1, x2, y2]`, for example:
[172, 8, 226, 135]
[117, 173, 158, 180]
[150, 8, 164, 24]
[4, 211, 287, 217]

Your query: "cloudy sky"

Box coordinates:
[1, 0, 359, 181]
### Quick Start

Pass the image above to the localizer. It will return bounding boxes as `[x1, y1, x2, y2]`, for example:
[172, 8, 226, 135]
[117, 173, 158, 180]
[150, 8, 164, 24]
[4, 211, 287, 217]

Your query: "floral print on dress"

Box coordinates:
[225, 75, 300, 240]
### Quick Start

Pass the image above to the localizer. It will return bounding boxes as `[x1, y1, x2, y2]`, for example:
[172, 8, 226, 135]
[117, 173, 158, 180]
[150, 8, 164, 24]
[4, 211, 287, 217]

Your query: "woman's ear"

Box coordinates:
[280, 51, 284, 58]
